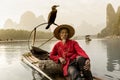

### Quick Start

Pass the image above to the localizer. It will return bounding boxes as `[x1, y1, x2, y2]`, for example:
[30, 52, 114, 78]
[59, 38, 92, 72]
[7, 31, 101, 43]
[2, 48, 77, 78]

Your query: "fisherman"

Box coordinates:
[50, 24, 93, 80]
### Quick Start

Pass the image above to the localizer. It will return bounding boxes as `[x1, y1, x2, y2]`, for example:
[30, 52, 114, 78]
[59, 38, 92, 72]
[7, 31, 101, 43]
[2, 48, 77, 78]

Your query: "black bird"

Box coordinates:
[46, 5, 59, 29]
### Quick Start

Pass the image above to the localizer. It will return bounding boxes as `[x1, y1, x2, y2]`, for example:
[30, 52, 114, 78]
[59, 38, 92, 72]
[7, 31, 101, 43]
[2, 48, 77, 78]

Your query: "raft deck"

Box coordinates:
[21, 52, 102, 80]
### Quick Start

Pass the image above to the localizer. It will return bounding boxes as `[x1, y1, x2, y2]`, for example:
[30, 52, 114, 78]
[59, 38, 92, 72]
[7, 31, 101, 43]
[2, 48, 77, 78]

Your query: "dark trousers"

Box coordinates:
[68, 56, 93, 80]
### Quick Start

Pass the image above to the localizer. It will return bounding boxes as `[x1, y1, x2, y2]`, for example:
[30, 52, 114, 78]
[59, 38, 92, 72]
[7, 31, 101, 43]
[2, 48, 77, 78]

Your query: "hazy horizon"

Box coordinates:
[0, 0, 120, 35]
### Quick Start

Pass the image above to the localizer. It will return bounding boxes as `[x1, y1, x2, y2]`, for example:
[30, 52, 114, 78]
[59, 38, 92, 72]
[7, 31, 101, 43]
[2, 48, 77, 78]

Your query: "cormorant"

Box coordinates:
[46, 5, 59, 29]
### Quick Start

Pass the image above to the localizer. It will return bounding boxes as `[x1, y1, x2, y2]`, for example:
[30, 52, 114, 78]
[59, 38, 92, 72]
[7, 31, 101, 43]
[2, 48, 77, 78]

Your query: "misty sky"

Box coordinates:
[0, 0, 120, 28]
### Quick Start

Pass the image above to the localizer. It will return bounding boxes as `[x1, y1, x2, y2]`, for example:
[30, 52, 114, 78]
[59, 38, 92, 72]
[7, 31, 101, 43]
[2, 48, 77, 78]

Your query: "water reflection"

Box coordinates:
[31, 70, 49, 80]
[105, 39, 120, 72]
[0, 42, 27, 65]
[0, 39, 120, 80]
[32, 70, 41, 80]
[0, 46, 16, 65]
[85, 40, 91, 45]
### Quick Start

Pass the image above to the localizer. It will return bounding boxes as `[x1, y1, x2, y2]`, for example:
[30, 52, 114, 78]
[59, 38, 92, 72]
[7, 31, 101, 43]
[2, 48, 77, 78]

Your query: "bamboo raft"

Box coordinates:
[21, 52, 102, 80]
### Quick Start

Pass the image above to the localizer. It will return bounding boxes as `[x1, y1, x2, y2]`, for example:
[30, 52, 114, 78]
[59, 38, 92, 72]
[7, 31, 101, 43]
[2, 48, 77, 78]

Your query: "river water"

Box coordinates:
[0, 38, 120, 80]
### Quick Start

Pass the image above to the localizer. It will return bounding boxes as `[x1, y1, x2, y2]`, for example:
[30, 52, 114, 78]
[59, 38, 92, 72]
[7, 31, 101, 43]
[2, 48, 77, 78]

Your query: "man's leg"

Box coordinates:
[76, 56, 93, 80]
[83, 70, 93, 80]
[68, 66, 81, 80]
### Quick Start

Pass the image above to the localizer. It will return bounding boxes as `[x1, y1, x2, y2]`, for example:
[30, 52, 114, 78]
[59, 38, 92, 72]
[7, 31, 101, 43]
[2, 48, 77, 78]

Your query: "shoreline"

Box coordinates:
[0, 37, 120, 43]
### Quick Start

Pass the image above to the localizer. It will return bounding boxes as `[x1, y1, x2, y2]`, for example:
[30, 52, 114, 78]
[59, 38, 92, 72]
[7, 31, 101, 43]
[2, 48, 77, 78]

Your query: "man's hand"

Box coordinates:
[59, 57, 66, 64]
[84, 59, 90, 70]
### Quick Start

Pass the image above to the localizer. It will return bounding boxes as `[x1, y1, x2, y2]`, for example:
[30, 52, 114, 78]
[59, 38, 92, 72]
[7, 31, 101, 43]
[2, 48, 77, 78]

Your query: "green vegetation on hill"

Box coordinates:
[0, 29, 53, 41]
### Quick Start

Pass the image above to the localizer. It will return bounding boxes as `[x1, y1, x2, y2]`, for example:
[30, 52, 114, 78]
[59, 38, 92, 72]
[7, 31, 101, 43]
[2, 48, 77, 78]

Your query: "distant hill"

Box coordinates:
[98, 3, 120, 37]
[75, 21, 105, 36]
[3, 11, 105, 37]
[4, 11, 48, 31]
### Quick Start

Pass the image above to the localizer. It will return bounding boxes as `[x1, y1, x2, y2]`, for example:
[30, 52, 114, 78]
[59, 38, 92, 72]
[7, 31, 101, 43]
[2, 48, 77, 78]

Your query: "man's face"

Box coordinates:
[59, 29, 68, 40]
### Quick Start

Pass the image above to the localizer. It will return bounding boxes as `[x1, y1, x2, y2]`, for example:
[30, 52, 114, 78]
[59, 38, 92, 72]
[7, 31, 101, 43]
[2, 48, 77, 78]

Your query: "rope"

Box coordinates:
[27, 22, 59, 80]
[38, 23, 59, 47]
[38, 36, 54, 47]
[28, 23, 48, 51]
[28, 22, 59, 51]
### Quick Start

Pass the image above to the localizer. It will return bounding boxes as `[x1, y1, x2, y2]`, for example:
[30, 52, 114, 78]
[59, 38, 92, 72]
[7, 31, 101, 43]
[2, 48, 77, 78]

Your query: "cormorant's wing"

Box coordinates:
[48, 11, 52, 22]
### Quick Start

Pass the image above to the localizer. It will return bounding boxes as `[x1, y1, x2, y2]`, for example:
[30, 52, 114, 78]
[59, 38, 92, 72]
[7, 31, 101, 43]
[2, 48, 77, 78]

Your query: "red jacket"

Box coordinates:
[50, 39, 89, 76]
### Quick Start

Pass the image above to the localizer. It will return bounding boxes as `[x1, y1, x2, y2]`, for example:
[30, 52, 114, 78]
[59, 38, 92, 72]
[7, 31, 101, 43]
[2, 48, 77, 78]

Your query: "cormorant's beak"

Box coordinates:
[55, 5, 59, 7]
[52, 5, 59, 8]
[52, 5, 59, 9]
